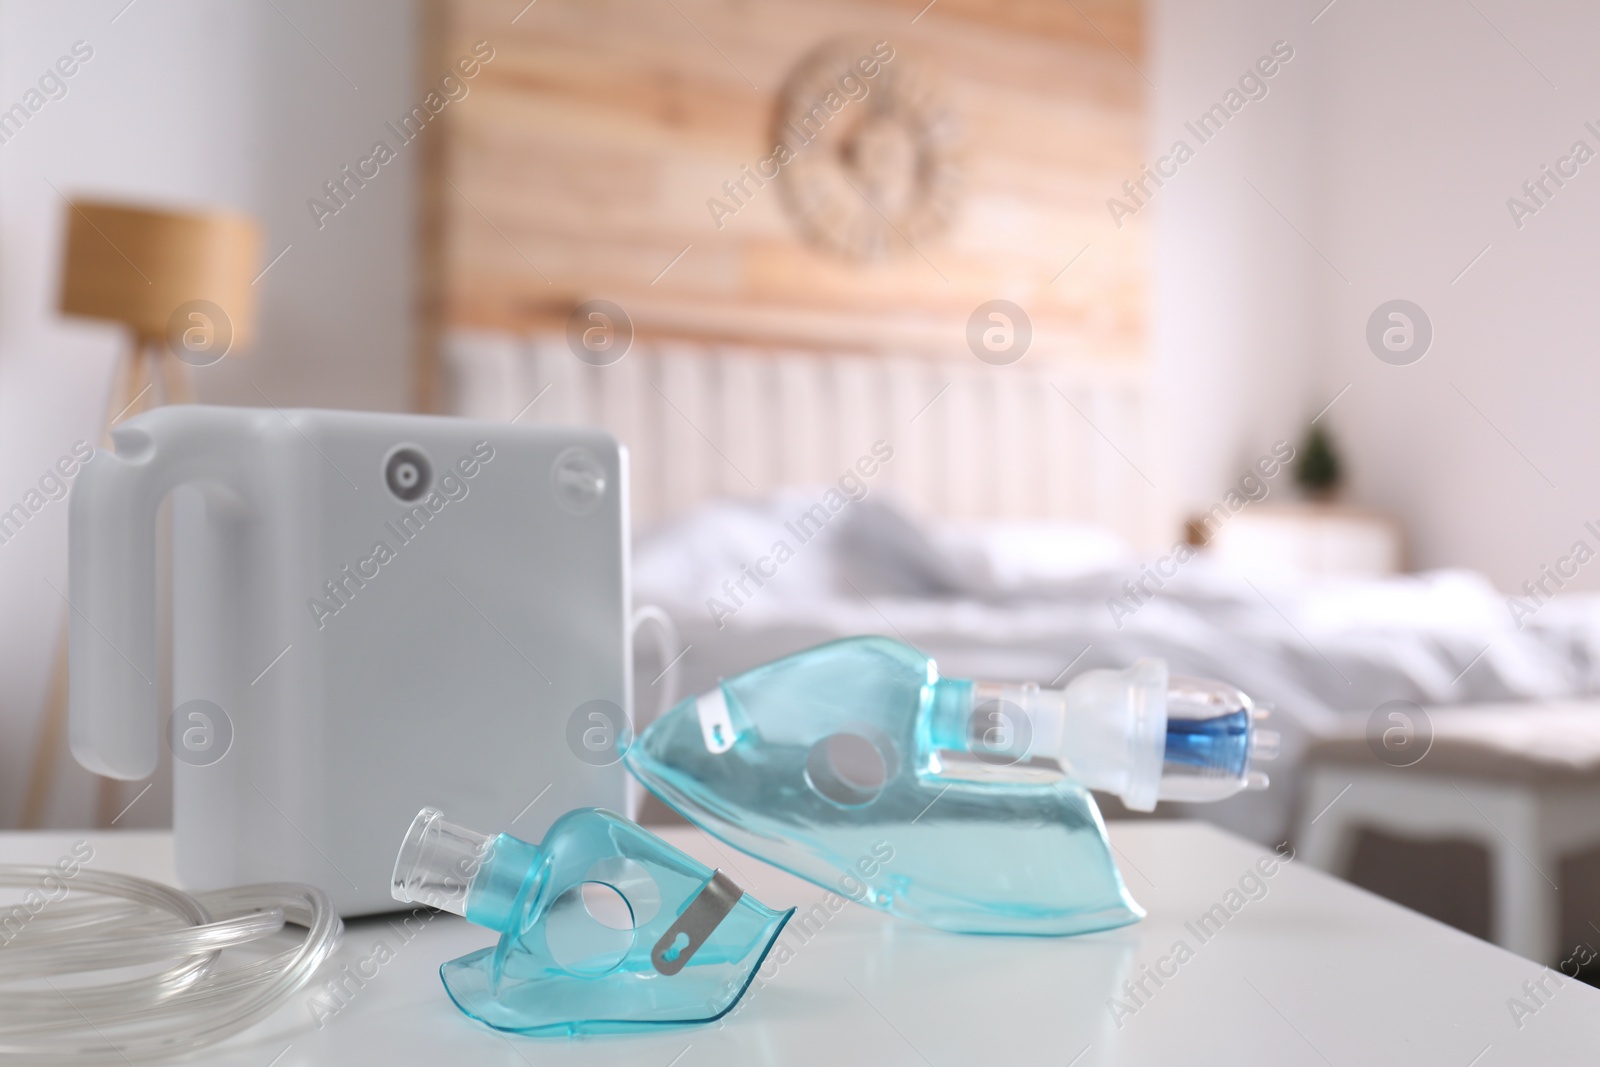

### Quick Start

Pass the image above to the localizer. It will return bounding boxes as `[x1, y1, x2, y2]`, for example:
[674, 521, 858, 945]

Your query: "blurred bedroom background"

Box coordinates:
[5, 0, 1600, 972]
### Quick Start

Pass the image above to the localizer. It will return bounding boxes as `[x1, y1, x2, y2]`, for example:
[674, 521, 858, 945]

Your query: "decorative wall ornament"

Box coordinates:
[432, 0, 1147, 361]
[772, 38, 962, 261]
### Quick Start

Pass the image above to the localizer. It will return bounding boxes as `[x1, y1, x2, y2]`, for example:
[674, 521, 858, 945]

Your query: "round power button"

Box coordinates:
[552, 447, 606, 515]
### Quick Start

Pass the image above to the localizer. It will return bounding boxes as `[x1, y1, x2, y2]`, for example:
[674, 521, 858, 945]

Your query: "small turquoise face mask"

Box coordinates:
[626, 636, 1274, 936]
[392, 807, 793, 1035]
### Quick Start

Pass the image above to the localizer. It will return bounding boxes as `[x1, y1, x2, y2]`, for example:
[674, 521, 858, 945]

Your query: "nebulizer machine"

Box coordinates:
[1, 406, 631, 1061]
[4, 405, 1276, 1054]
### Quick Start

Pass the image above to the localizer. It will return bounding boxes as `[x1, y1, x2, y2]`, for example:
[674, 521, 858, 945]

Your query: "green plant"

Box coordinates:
[1295, 424, 1342, 497]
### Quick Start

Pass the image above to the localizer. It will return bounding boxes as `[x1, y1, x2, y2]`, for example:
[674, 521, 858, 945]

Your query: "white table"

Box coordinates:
[6, 822, 1597, 1065]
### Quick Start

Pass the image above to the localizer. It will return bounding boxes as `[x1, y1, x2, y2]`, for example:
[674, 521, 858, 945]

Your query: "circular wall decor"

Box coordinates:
[772, 39, 962, 261]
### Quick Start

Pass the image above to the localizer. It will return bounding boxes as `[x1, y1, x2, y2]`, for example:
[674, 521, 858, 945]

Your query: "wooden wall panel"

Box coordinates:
[432, 0, 1146, 362]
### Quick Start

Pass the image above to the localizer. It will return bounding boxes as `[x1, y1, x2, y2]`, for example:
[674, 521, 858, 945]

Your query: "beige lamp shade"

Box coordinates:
[59, 199, 263, 347]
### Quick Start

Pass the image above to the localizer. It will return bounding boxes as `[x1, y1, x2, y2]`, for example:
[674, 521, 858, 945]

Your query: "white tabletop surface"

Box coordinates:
[4, 821, 1597, 1065]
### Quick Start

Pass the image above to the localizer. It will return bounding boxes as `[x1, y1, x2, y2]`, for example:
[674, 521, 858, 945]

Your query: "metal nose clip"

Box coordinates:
[651, 870, 744, 976]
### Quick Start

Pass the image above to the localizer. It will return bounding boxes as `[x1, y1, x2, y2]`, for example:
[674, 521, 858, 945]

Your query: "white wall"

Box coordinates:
[1152, 0, 1600, 596]
[1308, 0, 1600, 594]
[1148, 0, 1316, 536]
[0, 0, 416, 827]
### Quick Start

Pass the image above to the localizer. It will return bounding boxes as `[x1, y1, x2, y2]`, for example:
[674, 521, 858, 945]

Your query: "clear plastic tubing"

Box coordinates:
[0, 865, 342, 1064]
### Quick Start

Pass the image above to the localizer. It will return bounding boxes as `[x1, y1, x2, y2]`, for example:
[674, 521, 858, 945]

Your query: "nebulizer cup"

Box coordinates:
[967, 657, 1280, 809]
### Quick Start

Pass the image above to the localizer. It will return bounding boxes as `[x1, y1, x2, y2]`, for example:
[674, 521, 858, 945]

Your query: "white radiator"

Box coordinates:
[442, 331, 1158, 545]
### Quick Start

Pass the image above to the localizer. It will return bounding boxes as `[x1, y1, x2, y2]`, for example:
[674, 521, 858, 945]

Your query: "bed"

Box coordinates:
[444, 332, 1600, 844]
[629, 491, 1600, 843]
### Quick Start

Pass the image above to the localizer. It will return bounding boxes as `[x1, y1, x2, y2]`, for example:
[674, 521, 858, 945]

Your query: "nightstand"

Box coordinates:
[1198, 504, 1401, 578]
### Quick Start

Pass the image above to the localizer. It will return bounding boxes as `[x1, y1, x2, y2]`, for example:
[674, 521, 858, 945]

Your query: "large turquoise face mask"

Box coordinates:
[626, 636, 1274, 936]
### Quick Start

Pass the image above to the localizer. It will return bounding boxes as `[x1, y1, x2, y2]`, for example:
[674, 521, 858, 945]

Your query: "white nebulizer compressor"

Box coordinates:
[68, 405, 631, 915]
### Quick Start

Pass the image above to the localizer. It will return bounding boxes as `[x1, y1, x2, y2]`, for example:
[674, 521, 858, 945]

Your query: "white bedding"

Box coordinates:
[632, 491, 1600, 842]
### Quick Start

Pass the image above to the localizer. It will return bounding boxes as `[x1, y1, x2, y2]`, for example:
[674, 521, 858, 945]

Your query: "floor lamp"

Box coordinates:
[22, 199, 261, 828]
